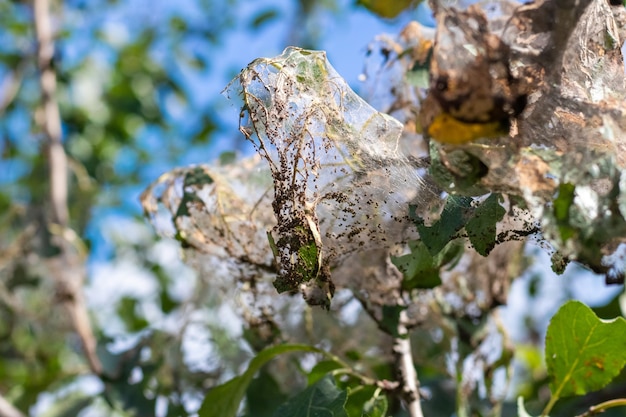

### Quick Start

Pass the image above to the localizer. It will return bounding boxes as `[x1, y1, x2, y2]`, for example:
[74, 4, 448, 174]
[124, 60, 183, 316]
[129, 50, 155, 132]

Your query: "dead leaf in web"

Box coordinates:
[419, 5, 528, 145]
[224, 47, 426, 307]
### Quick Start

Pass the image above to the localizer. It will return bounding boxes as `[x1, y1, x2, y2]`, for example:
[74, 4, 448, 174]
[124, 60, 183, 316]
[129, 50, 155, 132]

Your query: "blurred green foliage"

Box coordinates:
[0, 0, 256, 415]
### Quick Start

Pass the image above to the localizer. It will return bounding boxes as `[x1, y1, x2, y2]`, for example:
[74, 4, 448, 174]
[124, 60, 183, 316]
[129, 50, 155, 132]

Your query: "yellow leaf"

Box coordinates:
[357, 0, 415, 18]
[427, 113, 509, 145]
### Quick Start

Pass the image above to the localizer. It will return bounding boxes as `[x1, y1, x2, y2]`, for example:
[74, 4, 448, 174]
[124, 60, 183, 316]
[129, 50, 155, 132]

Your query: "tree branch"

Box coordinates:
[392, 299, 424, 417]
[0, 393, 25, 417]
[34, 0, 66, 226]
[352, 290, 425, 416]
[33, 0, 102, 376]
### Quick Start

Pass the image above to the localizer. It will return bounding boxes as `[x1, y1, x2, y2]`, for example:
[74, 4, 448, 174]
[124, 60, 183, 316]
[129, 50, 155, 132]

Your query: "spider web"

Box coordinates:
[224, 47, 428, 306]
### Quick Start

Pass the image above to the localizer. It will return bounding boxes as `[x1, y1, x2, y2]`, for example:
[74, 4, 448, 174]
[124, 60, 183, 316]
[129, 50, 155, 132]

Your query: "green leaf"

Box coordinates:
[169, 16, 187, 32]
[428, 145, 489, 194]
[553, 183, 577, 242]
[435, 240, 464, 269]
[308, 360, 346, 386]
[379, 304, 408, 338]
[199, 344, 325, 417]
[104, 379, 156, 415]
[272, 375, 348, 417]
[406, 68, 429, 89]
[406, 57, 431, 89]
[165, 402, 188, 417]
[297, 241, 318, 277]
[592, 292, 624, 320]
[412, 195, 472, 255]
[465, 193, 505, 256]
[250, 9, 280, 29]
[117, 296, 149, 332]
[267, 231, 279, 258]
[363, 394, 387, 417]
[272, 224, 323, 296]
[183, 167, 213, 187]
[545, 300, 626, 398]
[219, 151, 237, 165]
[159, 287, 179, 314]
[392, 241, 442, 290]
[244, 369, 288, 417]
[393, 239, 462, 291]
[356, 0, 417, 18]
[174, 192, 203, 219]
[344, 385, 387, 417]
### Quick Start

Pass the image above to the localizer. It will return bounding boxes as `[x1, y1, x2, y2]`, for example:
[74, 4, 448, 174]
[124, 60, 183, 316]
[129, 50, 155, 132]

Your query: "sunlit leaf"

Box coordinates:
[406, 65, 430, 89]
[545, 301, 626, 398]
[427, 112, 509, 145]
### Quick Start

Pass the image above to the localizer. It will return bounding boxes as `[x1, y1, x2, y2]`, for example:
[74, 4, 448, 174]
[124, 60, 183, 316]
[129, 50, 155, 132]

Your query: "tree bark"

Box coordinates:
[33, 0, 102, 376]
[393, 301, 424, 417]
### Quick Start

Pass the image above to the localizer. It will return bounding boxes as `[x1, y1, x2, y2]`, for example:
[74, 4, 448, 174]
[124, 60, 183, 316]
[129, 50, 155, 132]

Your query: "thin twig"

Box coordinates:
[33, 0, 102, 376]
[575, 398, 626, 417]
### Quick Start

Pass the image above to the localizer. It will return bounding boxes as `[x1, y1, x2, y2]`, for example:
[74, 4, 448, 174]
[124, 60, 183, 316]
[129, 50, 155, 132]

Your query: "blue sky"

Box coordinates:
[70, 0, 434, 262]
